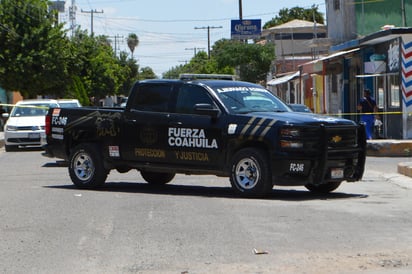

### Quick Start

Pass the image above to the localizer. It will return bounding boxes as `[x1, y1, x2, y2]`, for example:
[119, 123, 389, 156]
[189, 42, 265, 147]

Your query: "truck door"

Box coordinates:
[167, 84, 226, 170]
[121, 82, 175, 163]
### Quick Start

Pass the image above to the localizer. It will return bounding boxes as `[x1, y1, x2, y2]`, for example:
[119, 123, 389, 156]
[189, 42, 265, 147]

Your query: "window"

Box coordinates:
[334, 0, 340, 10]
[389, 75, 400, 108]
[132, 84, 173, 112]
[175, 85, 214, 114]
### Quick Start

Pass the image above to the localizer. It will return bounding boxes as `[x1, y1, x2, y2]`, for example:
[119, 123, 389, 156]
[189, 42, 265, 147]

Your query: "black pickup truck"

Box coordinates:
[43, 79, 366, 197]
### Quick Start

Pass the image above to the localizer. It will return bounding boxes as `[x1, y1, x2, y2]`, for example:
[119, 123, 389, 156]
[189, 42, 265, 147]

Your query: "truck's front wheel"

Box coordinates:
[69, 144, 108, 188]
[230, 148, 272, 197]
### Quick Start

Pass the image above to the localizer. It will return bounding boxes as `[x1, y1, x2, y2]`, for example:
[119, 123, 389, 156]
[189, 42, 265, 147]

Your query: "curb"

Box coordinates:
[398, 162, 412, 178]
[366, 140, 412, 157]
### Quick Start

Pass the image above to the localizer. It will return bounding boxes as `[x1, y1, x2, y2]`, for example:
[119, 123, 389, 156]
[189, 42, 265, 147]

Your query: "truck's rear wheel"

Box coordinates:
[69, 144, 108, 188]
[140, 171, 175, 185]
[305, 182, 341, 194]
[230, 148, 272, 197]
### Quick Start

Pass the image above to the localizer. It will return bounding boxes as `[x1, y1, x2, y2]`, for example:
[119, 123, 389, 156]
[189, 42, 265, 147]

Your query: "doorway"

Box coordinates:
[374, 74, 402, 139]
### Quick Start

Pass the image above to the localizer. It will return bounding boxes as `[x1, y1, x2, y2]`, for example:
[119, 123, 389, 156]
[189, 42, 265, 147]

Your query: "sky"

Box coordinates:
[60, 0, 326, 77]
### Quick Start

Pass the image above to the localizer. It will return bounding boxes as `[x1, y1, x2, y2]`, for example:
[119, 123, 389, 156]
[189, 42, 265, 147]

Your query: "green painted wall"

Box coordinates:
[355, 0, 411, 36]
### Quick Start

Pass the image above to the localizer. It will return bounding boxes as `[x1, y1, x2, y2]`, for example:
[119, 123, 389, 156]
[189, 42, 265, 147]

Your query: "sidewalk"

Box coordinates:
[1, 131, 412, 178]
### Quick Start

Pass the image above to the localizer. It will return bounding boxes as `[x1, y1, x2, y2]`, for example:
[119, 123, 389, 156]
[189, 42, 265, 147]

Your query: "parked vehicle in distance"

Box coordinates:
[119, 97, 128, 108]
[3, 99, 80, 152]
[288, 103, 312, 113]
[56, 99, 81, 108]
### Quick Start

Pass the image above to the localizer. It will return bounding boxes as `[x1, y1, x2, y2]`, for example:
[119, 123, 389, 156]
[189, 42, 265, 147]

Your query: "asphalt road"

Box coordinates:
[1, 148, 412, 274]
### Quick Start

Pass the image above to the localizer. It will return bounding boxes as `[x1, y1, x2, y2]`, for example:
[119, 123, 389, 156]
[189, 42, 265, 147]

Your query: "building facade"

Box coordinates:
[265, 0, 412, 139]
[262, 19, 329, 106]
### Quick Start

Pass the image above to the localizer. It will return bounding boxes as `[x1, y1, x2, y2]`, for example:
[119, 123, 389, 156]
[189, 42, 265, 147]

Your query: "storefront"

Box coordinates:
[353, 30, 412, 139]
[294, 28, 412, 139]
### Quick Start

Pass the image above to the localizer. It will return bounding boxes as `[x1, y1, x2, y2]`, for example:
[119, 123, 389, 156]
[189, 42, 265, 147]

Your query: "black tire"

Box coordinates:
[230, 148, 273, 197]
[5, 145, 18, 152]
[140, 171, 175, 185]
[305, 182, 341, 194]
[68, 143, 108, 188]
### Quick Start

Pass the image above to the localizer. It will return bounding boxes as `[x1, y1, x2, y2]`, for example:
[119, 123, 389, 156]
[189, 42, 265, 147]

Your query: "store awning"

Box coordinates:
[319, 47, 360, 61]
[267, 71, 300, 86]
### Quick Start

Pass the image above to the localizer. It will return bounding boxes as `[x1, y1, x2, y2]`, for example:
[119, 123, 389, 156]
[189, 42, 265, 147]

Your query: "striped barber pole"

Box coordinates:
[402, 39, 412, 107]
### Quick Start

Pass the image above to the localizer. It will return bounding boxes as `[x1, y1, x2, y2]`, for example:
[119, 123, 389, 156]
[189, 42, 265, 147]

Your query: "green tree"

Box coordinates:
[263, 5, 324, 29]
[127, 33, 139, 59]
[162, 51, 234, 79]
[163, 64, 186, 79]
[118, 51, 139, 95]
[138, 67, 157, 80]
[70, 31, 127, 100]
[0, 0, 71, 98]
[71, 76, 90, 106]
[212, 39, 274, 83]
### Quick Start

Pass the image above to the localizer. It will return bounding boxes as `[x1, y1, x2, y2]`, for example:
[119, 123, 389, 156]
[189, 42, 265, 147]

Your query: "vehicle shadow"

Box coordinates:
[45, 182, 368, 201]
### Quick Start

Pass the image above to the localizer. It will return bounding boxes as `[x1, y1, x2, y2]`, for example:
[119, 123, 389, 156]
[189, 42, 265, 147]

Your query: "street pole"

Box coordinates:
[185, 47, 205, 57]
[194, 26, 222, 59]
[81, 9, 104, 35]
[401, 0, 406, 27]
[239, 0, 243, 20]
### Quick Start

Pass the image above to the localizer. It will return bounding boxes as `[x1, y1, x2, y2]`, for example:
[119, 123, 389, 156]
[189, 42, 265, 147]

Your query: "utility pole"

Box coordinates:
[401, 0, 407, 27]
[239, 0, 243, 20]
[185, 47, 205, 57]
[108, 35, 124, 57]
[194, 26, 222, 59]
[81, 9, 104, 35]
[69, 0, 77, 37]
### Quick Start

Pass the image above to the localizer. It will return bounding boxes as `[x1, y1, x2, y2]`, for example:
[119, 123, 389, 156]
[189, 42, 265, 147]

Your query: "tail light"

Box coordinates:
[45, 114, 51, 135]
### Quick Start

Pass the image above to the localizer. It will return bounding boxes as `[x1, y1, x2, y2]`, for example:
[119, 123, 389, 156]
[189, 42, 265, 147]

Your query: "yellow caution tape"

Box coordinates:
[0, 103, 49, 109]
[326, 111, 404, 116]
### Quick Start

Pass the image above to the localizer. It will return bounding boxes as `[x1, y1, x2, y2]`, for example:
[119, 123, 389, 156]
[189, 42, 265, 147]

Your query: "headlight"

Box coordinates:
[280, 128, 300, 137]
[6, 125, 18, 131]
[280, 140, 303, 149]
[280, 127, 303, 149]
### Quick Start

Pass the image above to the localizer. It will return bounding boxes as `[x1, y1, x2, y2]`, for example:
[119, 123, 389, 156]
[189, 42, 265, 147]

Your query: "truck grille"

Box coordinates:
[326, 127, 358, 148]
[280, 125, 360, 152]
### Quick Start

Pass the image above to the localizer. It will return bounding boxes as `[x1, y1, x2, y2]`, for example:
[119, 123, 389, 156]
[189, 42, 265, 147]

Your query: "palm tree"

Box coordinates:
[127, 33, 139, 59]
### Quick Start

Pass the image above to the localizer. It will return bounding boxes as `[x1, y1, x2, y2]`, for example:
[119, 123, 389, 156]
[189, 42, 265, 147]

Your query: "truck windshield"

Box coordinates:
[215, 86, 290, 114]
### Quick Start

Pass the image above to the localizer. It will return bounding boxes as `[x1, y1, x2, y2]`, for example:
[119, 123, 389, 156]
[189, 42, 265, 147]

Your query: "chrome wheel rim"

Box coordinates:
[235, 157, 260, 190]
[73, 152, 94, 182]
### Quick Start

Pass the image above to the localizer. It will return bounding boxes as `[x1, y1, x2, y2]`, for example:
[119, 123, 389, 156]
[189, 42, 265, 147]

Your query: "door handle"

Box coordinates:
[169, 121, 183, 127]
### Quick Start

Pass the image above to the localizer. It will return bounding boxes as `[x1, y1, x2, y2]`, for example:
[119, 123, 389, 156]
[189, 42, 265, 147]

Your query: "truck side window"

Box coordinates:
[132, 84, 173, 112]
[175, 85, 214, 114]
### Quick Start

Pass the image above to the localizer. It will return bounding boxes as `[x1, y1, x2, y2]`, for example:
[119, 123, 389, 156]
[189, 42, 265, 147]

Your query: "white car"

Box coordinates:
[56, 99, 81, 108]
[2, 99, 79, 151]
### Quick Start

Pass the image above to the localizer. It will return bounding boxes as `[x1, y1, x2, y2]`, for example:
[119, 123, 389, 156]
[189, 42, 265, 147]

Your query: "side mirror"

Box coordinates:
[194, 103, 221, 118]
[2, 113, 9, 118]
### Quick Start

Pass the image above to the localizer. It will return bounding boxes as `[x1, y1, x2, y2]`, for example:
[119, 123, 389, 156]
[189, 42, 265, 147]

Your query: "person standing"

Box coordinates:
[357, 88, 378, 139]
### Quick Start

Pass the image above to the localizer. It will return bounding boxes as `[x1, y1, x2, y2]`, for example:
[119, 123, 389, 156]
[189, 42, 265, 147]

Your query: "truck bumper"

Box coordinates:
[272, 124, 366, 186]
